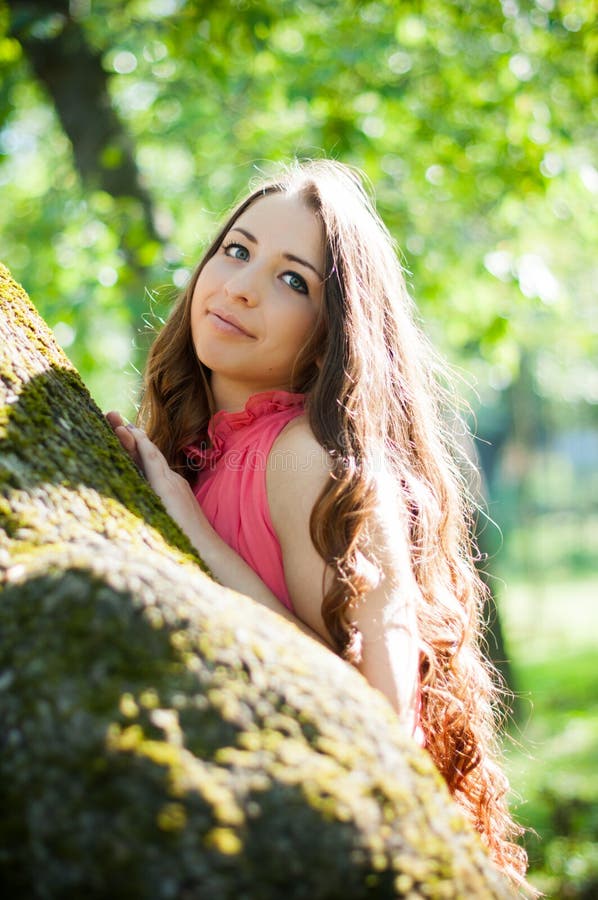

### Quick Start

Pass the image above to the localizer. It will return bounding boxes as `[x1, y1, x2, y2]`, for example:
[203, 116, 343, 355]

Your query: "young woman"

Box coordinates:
[108, 159, 528, 888]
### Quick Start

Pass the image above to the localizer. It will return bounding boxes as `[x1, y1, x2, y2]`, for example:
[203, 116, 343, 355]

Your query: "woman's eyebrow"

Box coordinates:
[229, 226, 324, 281]
[284, 253, 324, 282]
[230, 226, 258, 245]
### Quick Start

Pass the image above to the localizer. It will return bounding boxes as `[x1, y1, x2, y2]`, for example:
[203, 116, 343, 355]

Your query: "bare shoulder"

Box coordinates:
[267, 414, 333, 519]
[268, 415, 331, 485]
[265, 413, 335, 642]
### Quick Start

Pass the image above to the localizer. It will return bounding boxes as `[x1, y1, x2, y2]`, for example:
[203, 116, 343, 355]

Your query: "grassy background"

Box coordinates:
[500, 574, 598, 897]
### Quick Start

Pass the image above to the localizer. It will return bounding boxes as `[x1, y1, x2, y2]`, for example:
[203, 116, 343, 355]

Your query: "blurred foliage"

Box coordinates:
[0, 0, 596, 412]
[502, 581, 598, 898]
[517, 652, 598, 899]
[0, 2, 597, 893]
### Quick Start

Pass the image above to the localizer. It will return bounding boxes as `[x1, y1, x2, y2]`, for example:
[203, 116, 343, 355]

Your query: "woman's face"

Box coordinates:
[190, 192, 325, 411]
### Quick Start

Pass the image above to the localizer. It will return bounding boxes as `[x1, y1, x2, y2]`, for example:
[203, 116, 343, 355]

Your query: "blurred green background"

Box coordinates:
[1, 1, 596, 894]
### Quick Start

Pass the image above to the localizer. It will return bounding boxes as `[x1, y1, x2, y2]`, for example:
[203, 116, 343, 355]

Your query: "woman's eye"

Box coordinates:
[223, 242, 249, 261]
[282, 272, 308, 294]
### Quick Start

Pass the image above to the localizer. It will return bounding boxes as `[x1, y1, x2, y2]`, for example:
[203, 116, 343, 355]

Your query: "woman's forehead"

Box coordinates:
[232, 192, 325, 264]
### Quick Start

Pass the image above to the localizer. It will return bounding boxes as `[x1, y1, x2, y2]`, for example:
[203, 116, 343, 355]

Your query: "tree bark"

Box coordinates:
[0, 263, 514, 898]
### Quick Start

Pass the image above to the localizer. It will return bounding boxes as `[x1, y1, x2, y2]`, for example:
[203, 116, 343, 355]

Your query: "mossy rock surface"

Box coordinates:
[0, 263, 514, 898]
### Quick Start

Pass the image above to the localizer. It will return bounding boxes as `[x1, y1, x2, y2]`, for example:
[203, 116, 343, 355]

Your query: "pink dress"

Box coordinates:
[186, 388, 425, 745]
[185, 389, 306, 612]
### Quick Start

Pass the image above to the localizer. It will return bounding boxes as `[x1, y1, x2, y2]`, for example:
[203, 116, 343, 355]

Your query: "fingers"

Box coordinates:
[125, 425, 169, 483]
[105, 410, 125, 430]
[115, 425, 139, 459]
[106, 410, 135, 452]
[105, 412, 170, 487]
[105, 411, 143, 469]
[131, 427, 165, 465]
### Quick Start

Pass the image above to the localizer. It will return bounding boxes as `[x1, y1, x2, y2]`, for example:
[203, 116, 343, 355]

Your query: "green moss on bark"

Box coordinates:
[0, 264, 515, 898]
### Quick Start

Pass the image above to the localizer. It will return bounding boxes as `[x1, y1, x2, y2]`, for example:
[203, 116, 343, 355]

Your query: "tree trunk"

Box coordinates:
[7, 0, 159, 243]
[0, 263, 514, 898]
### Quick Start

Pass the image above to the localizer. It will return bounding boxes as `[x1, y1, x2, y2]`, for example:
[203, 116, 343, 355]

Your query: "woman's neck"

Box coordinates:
[210, 376, 296, 414]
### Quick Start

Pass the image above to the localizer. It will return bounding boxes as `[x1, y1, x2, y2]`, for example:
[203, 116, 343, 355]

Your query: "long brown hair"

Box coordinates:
[139, 160, 528, 887]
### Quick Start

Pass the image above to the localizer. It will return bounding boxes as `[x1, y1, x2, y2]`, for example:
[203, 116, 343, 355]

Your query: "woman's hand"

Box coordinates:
[105, 412, 330, 648]
[106, 411, 207, 542]
[106, 411, 143, 469]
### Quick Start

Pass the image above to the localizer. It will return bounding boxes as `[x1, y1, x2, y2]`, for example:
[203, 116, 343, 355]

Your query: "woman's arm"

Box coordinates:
[267, 417, 420, 731]
[105, 413, 329, 647]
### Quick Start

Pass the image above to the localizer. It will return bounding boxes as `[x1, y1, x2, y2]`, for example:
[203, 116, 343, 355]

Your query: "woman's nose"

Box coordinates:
[224, 265, 261, 306]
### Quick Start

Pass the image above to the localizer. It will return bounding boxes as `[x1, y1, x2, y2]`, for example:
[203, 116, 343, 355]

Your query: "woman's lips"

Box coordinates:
[207, 310, 255, 337]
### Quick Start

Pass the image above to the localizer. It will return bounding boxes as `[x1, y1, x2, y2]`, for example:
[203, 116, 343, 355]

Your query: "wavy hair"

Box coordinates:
[139, 160, 528, 888]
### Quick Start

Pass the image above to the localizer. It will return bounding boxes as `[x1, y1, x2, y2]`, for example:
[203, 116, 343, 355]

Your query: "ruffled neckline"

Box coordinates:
[185, 389, 306, 469]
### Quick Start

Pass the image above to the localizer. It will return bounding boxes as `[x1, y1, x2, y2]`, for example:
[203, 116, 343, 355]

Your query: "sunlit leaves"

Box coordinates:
[0, 0, 595, 413]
